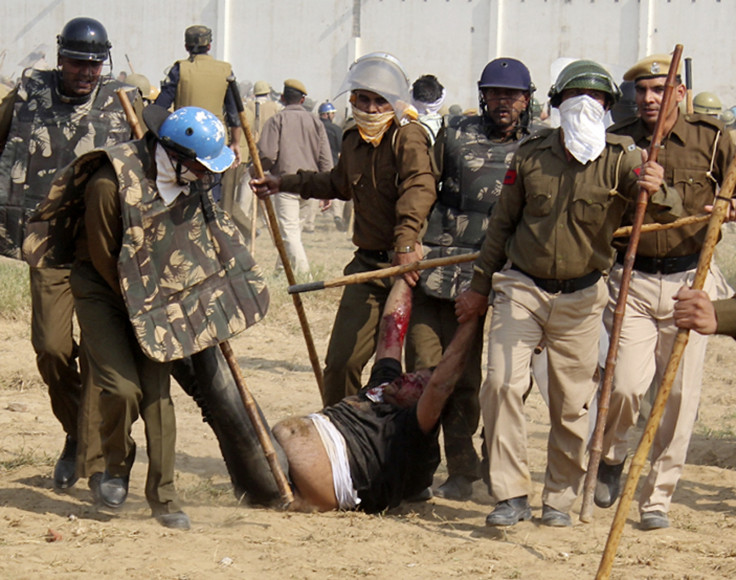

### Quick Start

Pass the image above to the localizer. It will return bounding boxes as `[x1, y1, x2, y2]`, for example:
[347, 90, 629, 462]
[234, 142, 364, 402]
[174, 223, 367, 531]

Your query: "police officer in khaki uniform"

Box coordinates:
[595, 54, 736, 531]
[455, 60, 680, 527]
[246, 80, 281, 142]
[251, 53, 436, 407]
[25, 106, 255, 529]
[0, 17, 140, 492]
[405, 58, 535, 501]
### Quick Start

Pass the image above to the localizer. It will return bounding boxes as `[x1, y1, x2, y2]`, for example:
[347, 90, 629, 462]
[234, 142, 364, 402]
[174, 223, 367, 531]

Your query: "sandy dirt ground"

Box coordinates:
[1, 213, 736, 579]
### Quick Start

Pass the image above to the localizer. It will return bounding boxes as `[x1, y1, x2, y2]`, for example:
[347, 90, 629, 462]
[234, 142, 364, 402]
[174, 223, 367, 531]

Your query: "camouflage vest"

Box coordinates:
[175, 54, 231, 125]
[24, 139, 269, 362]
[419, 115, 523, 299]
[0, 69, 134, 259]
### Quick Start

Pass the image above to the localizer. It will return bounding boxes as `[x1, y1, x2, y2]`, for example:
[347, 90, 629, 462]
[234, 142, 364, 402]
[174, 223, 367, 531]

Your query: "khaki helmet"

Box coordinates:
[253, 80, 270, 96]
[720, 109, 735, 126]
[693, 92, 722, 115]
[548, 60, 621, 108]
[126, 73, 153, 100]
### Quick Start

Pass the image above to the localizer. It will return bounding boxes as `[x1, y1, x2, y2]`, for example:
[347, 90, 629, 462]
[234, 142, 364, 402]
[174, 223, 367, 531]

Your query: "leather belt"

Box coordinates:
[357, 248, 391, 263]
[511, 265, 602, 294]
[616, 252, 699, 275]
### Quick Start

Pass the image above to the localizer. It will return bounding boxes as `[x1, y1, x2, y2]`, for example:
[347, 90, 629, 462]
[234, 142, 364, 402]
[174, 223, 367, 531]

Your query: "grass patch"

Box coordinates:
[695, 424, 736, 439]
[0, 446, 54, 471]
[0, 258, 30, 319]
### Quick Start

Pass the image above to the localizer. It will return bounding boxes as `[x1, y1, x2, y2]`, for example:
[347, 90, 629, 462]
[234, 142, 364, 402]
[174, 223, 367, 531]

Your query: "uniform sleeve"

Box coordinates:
[280, 164, 348, 201]
[223, 66, 241, 128]
[84, 165, 123, 295]
[715, 126, 736, 194]
[620, 147, 683, 222]
[393, 123, 437, 248]
[470, 154, 525, 296]
[714, 297, 736, 338]
[153, 63, 178, 111]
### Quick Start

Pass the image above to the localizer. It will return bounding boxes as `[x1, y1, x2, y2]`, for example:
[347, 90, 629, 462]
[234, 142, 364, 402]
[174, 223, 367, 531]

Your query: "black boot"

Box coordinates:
[53, 436, 78, 490]
[594, 459, 626, 508]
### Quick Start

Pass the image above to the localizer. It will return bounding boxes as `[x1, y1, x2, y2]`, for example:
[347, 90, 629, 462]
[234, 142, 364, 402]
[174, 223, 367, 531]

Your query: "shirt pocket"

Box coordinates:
[523, 175, 556, 217]
[571, 185, 615, 226]
[348, 171, 366, 205]
[673, 168, 712, 214]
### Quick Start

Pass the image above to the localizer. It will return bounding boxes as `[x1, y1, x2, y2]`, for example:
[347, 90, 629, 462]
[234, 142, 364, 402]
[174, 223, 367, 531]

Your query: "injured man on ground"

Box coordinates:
[174, 278, 478, 513]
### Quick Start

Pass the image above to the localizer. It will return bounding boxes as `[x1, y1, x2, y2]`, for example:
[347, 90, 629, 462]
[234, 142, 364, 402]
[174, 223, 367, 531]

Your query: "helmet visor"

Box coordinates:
[336, 53, 411, 116]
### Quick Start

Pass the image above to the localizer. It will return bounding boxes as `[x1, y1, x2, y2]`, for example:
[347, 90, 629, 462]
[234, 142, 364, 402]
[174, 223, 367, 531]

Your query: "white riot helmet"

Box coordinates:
[336, 52, 412, 119]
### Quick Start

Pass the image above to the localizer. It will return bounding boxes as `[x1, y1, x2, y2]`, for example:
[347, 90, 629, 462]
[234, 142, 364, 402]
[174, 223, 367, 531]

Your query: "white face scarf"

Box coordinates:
[154, 143, 198, 206]
[558, 94, 607, 164]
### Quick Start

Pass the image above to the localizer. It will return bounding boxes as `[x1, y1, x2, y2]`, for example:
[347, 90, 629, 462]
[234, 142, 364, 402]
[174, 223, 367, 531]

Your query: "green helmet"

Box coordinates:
[185, 25, 212, 50]
[548, 60, 621, 108]
[720, 109, 735, 126]
[693, 92, 722, 115]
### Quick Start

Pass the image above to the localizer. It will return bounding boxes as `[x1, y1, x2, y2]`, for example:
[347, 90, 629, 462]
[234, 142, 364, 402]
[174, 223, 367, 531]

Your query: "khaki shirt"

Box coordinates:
[280, 122, 436, 251]
[257, 104, 333, 177]
[609, 113, 735, 258]
[470, 128, 681, 296]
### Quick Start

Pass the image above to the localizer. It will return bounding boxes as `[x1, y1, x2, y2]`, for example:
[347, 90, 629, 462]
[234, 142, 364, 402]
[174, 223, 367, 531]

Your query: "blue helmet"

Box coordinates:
[318, 101, 336, 114]
[156, 107, 234, 173]
[478, 58, 534, 92]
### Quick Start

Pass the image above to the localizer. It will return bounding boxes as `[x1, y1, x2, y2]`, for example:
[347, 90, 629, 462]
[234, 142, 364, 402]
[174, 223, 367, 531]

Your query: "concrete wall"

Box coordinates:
[0, 0, 734, 119]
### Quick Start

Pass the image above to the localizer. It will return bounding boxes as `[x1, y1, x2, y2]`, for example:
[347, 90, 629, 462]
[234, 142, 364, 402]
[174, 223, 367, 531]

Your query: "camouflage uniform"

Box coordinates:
[406, 116, 527, 482]
[24, 135, 268, 514]
[0, 68, 138, 478]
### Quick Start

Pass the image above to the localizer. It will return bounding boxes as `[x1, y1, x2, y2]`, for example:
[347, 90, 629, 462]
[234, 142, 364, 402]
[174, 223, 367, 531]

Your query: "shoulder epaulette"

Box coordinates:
[518, 127, 553, 148]
[605, 132, 638, 152]
[684, 112, 726, 131]
[608, 116, 639, 133]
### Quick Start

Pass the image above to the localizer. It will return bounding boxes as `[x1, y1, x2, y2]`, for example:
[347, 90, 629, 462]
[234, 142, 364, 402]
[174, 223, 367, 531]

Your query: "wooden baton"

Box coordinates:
[227, 77, 325, 393]
[288, 252, 480, 294]
[580, 44, 684, 523]
[596, 147, 736, 580]
[116, 89, 294, 506]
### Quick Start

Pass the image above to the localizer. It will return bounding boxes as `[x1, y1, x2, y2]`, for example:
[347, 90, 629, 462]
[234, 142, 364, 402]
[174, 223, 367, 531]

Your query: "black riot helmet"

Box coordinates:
[57, 17, 112, 62]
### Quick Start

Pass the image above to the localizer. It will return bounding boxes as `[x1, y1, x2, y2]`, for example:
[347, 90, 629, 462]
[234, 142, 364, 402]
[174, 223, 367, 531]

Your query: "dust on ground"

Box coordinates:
[1, 213, 735, 579]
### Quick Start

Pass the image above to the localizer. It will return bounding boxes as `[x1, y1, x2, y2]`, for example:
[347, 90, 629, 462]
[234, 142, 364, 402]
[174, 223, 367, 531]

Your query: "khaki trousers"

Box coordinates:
[322, 252, 392, 406]
[71, 262, 180, 514]
[30, 267, 104, 477]
[481, 268, 607, 512]
[602, 264, 718, 514]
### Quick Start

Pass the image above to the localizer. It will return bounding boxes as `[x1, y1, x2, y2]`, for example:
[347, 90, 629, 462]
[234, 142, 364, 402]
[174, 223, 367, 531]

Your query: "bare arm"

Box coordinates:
[415, 317, 480, 434]
[374, 278, 413, 362]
